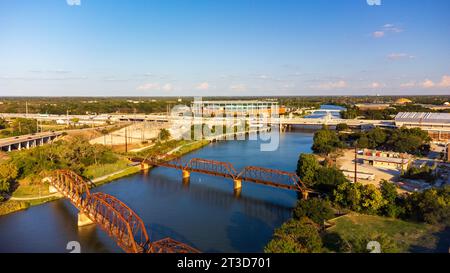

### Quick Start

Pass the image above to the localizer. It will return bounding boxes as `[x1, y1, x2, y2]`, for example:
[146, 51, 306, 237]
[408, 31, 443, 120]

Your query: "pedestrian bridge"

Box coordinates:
[132, 155, 313, 199]
[45, 170, 199, 253]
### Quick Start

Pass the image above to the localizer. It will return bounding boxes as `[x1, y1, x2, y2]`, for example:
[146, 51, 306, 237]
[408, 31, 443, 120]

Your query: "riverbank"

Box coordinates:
[0, 139, 211, 216]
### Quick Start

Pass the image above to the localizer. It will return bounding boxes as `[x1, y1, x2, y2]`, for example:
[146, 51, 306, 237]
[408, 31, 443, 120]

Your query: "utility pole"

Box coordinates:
[125, 127, 128, 153]
[25, 101, 28, 118]
[354, 140, 358, 184]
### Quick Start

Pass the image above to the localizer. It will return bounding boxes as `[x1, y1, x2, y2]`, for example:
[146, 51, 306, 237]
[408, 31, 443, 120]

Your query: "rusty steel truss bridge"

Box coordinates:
[46, 170, 199, 253]
[133, 155, 313, 199]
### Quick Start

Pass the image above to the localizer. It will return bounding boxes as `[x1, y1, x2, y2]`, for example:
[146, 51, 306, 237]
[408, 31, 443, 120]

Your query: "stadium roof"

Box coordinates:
[395, 112, 450, 124]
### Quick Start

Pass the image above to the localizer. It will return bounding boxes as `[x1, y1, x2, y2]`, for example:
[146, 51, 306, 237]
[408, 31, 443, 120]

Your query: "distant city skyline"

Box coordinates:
[0, 0, 449, 96]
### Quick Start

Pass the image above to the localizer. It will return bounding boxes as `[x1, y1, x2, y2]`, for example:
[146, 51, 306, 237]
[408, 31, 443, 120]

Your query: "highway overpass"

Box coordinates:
[0, 131, 63, 152]
[0, 112, 396, 128]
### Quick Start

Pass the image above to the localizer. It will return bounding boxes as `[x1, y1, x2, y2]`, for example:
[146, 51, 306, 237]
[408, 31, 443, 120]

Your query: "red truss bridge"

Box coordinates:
[132, 155, 312, 199]
[46, 170, 199, 253]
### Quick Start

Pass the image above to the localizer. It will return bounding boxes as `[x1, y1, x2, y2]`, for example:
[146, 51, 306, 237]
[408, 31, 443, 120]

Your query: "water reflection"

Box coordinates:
[0, 131, 313, 253]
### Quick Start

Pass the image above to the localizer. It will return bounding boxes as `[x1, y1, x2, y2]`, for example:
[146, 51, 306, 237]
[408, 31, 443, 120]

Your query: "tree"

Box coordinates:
[379, 180, 403, 218]
[312, 126, 343, 154]
[356, 135, 369, 149]
[158, 129, 171, 141]
[336, 123, 349, 132]
[387, 127, 431, 155]
[333, 182, 385, 214]
[0, 163, 18, 193]
[366, 128, 387, 149]
[341, 108, 358, 119]
[314, 167, 348, 194]
[296, 154, 321, 186]
[264, 218, 323, 253]
[404, 186, 450, 225]
[359, 184, 385, 214]
[333, 182, 362, 211]
[293, 198, 334, 226]
[0, 118, 8, 130]
[11, 118, 37, 135]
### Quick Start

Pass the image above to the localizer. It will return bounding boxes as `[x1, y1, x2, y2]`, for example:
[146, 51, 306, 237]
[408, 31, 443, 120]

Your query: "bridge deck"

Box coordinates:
[136, 157, 308, 193]
[47, 170, 199, 253]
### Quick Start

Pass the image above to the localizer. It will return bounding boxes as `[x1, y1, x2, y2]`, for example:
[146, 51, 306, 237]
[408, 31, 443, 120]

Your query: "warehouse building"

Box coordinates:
[361, 149, 413, 171]
[395, 112, 450, 141]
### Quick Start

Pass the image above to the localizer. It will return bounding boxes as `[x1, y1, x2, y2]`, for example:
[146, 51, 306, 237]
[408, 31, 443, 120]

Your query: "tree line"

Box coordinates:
[264, 153, 450, 253]
[0, 136, 119, 200]
[313, 126, 431, 156]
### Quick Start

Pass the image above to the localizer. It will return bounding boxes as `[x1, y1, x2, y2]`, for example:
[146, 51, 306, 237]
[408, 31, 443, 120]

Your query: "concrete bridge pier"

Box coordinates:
[140, 162, 150, 171]
[78, 212, 94, 227]
[48, 185, 58, 193]
[233, 179, 242, 190]
[301, 191, 309, 200]
[182, 170, 191, 179]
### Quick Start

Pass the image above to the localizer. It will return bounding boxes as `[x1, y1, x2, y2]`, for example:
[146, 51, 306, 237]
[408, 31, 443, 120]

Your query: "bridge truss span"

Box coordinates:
[133, 155, 311, 196]
[46, 170, 199, 253]
[185, 158, 238, 179]
[85, 192, 151, 253]
[237, 166, 306, 191]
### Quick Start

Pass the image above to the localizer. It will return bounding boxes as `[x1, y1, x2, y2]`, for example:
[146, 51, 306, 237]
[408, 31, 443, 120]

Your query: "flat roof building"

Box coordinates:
[361, 149, 413, 171]
[191, 100, 283, 116]
[395, 112, 450, 141]
[355, 103, 391, 111]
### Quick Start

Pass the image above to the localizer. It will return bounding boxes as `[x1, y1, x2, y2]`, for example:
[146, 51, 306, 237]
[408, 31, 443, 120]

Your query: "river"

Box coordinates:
[0, 130, 313, 253]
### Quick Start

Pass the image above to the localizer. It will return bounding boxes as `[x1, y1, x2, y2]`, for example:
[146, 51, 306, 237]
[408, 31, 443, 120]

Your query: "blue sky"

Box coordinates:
[0, 0, 449, 96]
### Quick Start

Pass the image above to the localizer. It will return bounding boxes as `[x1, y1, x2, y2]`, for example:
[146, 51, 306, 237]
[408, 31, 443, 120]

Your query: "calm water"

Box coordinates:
[305, 104, 346, 119]
[0, 131, 313, 253]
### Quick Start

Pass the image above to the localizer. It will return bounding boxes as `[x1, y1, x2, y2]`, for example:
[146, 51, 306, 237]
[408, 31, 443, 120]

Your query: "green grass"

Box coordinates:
[12, 182, 50, 198]
[1, 139, 210, 217]
[83, 159, 130, 179]
[325, 213, 442, 252]
[172, 140, 210, 156]
[0, 200, 30, 216]
[93, 166, 141, 186]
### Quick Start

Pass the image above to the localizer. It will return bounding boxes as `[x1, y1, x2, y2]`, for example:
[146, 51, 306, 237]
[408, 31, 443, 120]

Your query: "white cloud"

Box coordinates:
[400, 81, 416, 88]
[66, 0, 81, 6]
[387, 53, 414, 60]
[372, 31, 385, 38]
[136, 82, 174, 91]
[314, 80, 348, 89]
[370, 82, 383, 88]
[372, 24, 403, 39]
[0, 75, 86, 81]
[230, 84, 247, 92]
[438, 75, 450, 88]
[400, 75, 450, 89]
[162, 83, 174, 91]
[422, 79, 435, 88]
[137, 83, 160, 91]
[195, 82, 209, 90]
[383, 24, 403, 33]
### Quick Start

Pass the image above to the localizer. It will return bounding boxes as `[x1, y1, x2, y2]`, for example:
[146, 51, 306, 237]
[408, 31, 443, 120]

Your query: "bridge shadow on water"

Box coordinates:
[137, 171, 294, 252]
[142, 171, 294, 223]
[53, 200, 121, 253]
